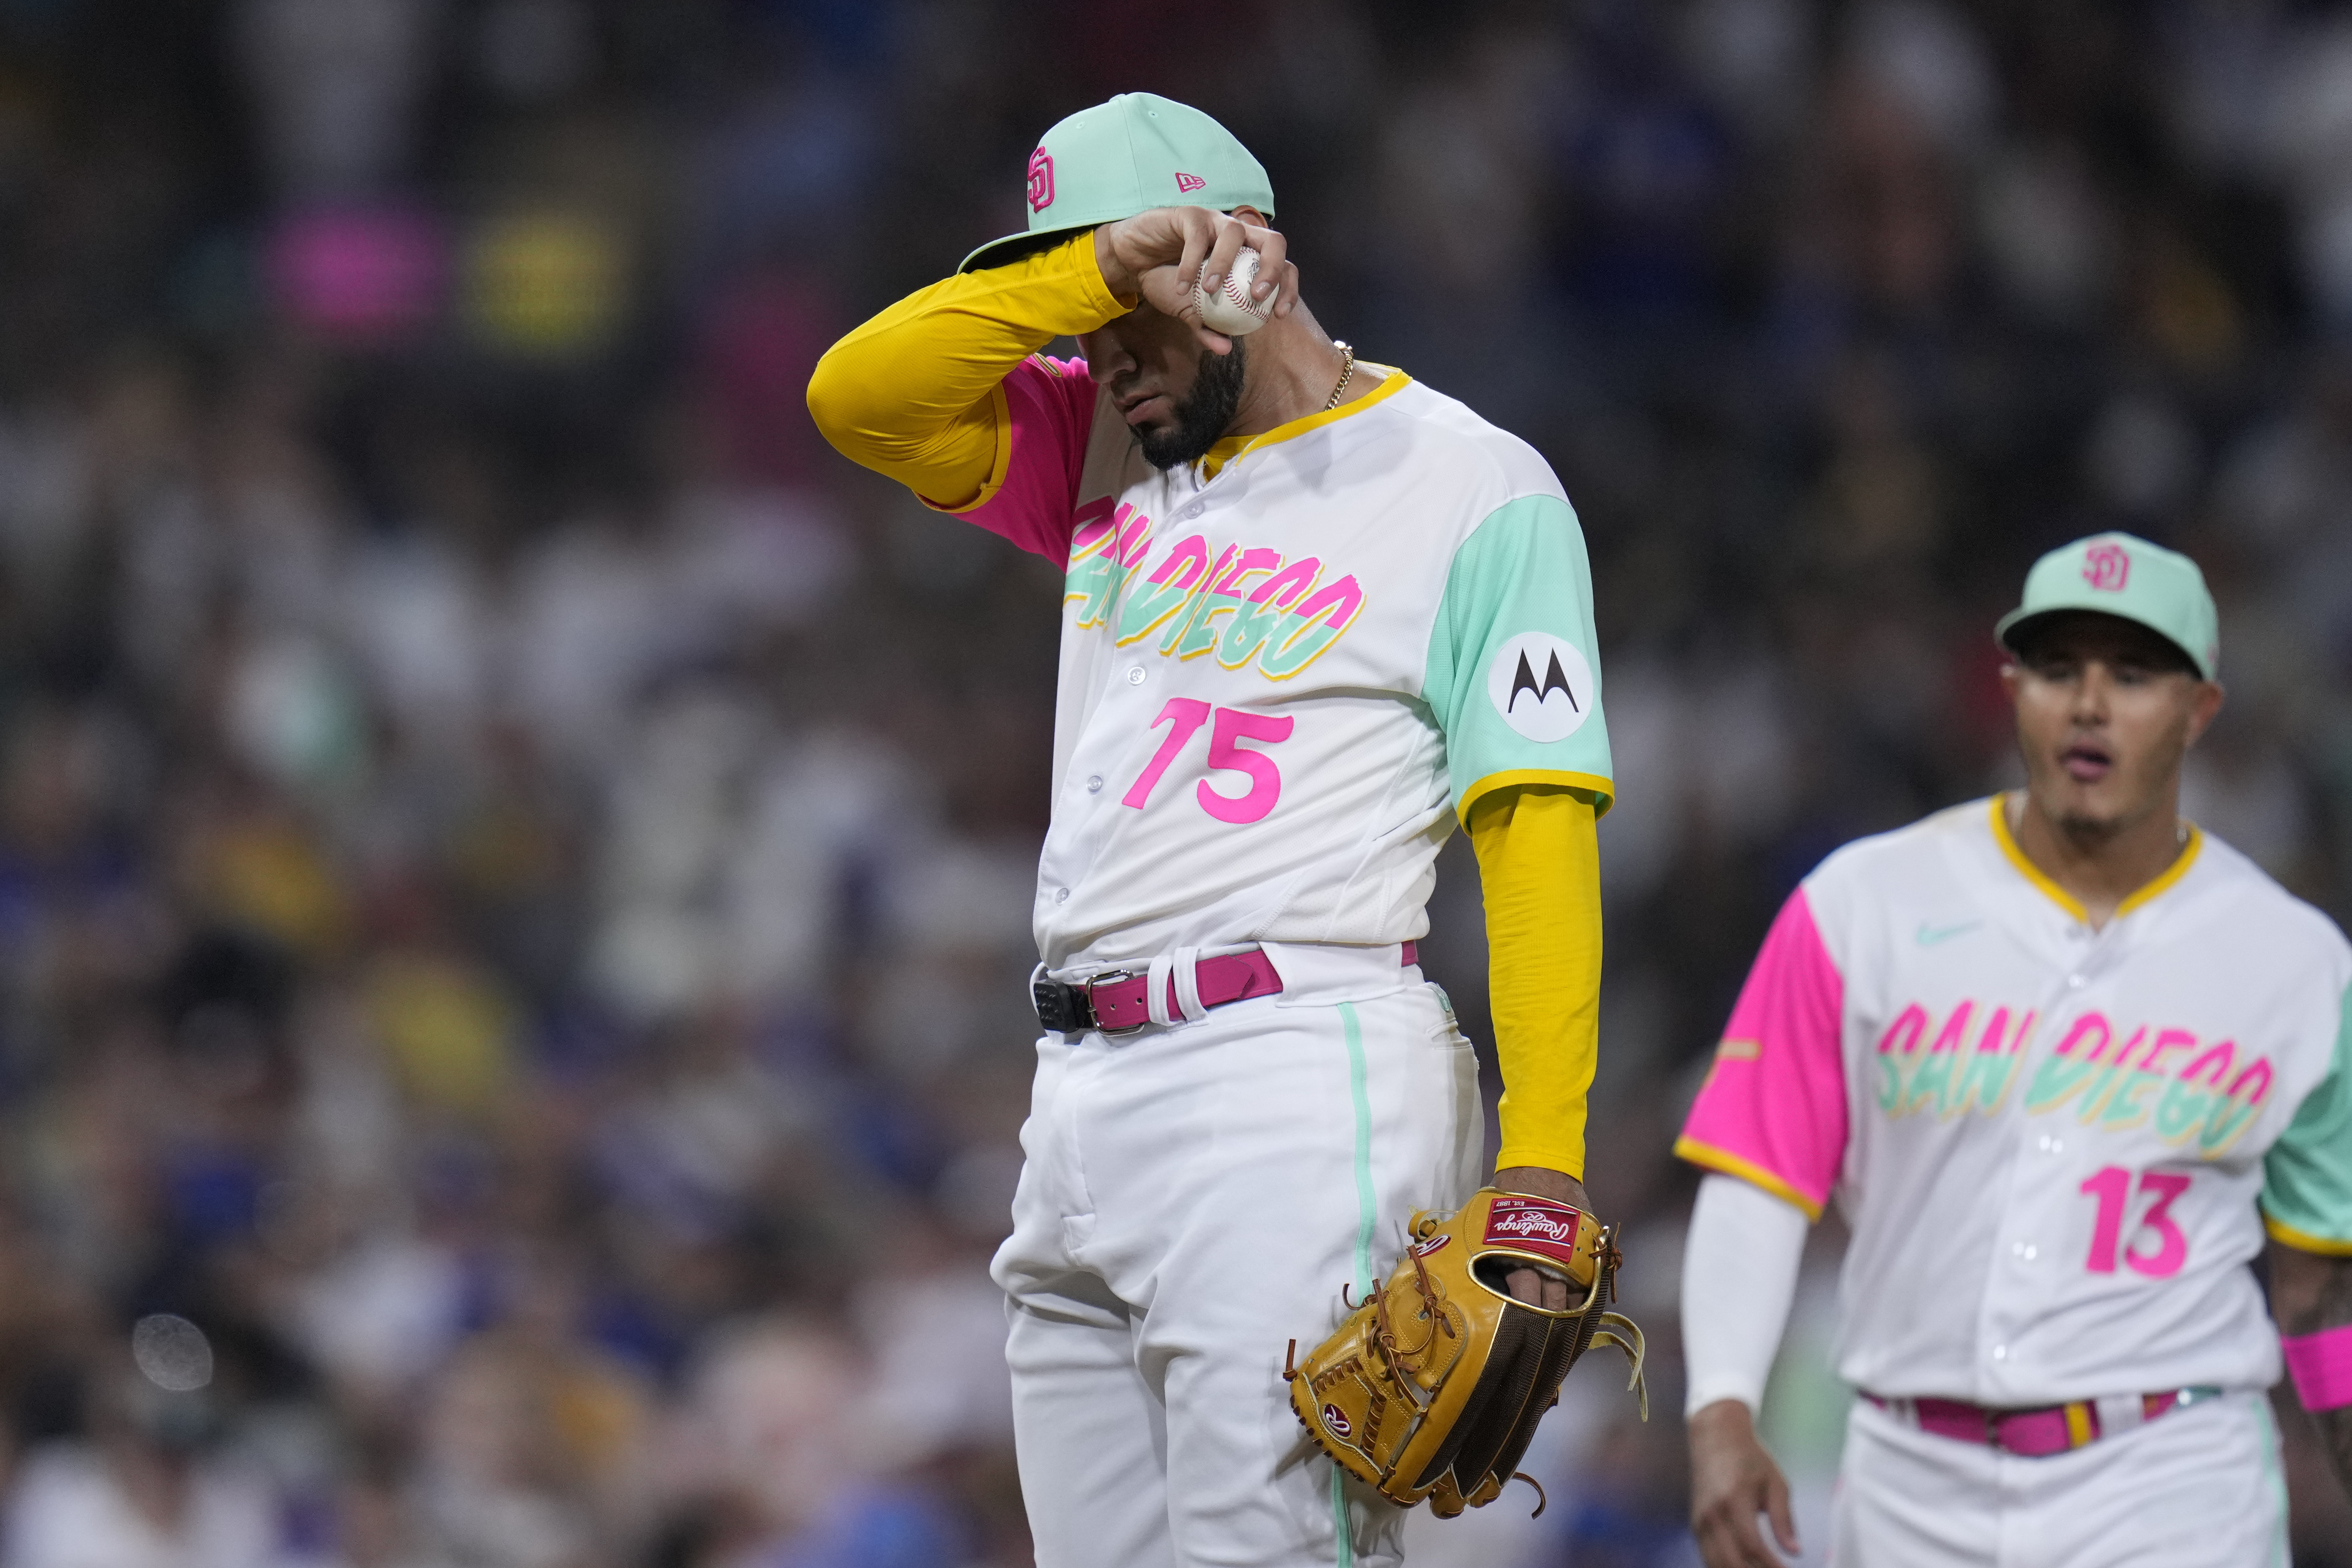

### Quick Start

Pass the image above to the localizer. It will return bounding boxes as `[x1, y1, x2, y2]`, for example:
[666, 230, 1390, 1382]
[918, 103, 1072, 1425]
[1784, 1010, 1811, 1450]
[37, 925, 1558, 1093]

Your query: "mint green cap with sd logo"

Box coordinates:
[1994, 531, 2220, 680]
[959, 93, 1275, 274]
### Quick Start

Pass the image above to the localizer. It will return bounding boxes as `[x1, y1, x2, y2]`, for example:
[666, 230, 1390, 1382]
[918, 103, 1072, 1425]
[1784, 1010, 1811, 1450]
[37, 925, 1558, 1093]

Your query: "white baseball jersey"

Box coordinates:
[1679, 796, 2352, 1403]
[954, 357, 1614, 973]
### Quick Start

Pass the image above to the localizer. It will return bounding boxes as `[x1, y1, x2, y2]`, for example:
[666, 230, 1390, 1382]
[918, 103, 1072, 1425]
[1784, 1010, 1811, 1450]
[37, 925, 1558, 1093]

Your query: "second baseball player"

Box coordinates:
[1676, 533, 2352, 1566]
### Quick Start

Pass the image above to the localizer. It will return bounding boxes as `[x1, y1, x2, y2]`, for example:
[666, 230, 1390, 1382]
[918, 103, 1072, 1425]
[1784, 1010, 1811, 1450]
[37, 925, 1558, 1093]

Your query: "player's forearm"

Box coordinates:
[2271, 1242, 2352, 1499]
[805, 232, 1129, 506]
[1468, 783, 1601, 1179]
[1683, 1173, 1809, 1415]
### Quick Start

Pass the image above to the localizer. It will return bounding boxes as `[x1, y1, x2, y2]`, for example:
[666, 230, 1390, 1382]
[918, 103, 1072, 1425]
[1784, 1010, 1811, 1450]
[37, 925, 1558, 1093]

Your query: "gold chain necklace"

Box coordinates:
[1324, 341, 1356, 411]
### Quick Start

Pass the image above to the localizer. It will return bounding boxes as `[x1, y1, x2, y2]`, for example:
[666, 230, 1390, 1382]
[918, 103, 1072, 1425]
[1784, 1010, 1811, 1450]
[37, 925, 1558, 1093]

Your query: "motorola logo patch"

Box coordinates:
[1486, 632, 1594, 743]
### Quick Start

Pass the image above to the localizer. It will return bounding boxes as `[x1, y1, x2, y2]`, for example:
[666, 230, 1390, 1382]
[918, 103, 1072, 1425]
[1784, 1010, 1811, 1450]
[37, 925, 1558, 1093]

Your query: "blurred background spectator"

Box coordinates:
[0, 2, 2343, 1564]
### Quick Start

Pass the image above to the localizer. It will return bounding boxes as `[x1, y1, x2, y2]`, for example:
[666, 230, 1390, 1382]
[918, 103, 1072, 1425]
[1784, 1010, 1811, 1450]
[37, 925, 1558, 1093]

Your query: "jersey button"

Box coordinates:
[1055, 887, 1070, 902]
[1991, 1344, 2008, 1361]
[2011, 1242, 2038, 1262]
[1126, 666, 1147, 685]
[2066, 974, 2087, 989]
[1086, 775, 1104, 793]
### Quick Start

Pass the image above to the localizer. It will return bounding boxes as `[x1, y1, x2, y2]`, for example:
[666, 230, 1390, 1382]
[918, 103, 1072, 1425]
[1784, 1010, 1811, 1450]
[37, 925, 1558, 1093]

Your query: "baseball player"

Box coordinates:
[1674, 531, 2352, 1566]
[807, 94, 1617, 1565]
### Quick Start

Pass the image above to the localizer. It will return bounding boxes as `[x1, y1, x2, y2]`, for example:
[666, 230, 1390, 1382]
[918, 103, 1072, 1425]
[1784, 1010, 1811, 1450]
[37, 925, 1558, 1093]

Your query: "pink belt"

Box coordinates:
[1863, 1388, 2213, 1458]
[1033, 943, 1419, 1034]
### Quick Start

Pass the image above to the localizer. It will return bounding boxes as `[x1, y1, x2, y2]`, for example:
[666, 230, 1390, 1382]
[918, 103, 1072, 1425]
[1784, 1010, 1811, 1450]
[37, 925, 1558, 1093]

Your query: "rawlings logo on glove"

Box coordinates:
[1484, 1196, 1584, 1264]
[1284, 1187, 1647, 1518]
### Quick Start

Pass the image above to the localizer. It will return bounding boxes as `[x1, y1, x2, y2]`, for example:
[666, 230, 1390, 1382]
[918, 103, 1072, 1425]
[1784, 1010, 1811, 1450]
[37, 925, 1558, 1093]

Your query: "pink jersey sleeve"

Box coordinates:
[1675, 886, 1848, 1219]
[946, 354, 1098, 569]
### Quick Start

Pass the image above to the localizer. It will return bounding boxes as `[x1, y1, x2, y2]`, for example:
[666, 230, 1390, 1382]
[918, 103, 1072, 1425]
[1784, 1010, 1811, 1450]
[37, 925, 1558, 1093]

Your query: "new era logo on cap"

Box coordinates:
[1027, 148, 1055, 212]
[1173, 171, 1206, 193]
[2082, 542, 2130, 591]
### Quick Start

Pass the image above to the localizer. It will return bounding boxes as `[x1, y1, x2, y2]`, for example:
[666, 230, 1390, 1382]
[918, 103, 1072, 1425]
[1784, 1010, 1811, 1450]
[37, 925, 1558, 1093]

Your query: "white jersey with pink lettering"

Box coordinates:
[954, 357, 1614, 974]
[1679, 794, 2352, 1406]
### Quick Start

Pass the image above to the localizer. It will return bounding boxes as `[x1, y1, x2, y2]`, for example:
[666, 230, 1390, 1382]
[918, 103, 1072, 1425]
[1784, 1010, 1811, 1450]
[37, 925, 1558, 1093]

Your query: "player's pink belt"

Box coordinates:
[1862, 1386, 2222, 1458]
[1033, 943, 1419, 1034]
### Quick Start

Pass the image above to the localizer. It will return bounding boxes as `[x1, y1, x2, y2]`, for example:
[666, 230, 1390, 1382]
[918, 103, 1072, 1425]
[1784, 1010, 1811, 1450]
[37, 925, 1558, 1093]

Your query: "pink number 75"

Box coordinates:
[2079, 1166, 2191, 1278]
[1121, 700, 1294, 824]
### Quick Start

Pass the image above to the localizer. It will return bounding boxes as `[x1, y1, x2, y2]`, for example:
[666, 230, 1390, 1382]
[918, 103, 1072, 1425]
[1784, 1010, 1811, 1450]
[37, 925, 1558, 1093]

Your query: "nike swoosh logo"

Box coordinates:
[1917, 920, 1984, 947]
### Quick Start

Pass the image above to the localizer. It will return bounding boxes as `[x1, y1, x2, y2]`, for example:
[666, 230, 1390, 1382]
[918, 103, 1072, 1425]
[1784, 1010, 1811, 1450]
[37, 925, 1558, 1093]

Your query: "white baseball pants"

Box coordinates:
[1832, 1389, 2289, 1567]
[991, 943, 1486, 1568]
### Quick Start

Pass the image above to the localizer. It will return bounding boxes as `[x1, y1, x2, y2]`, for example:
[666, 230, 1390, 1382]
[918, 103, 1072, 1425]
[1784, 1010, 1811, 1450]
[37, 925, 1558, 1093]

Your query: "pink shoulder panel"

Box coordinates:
[1676, 886, 1848, 1218]
[954, 354, 1097, 568]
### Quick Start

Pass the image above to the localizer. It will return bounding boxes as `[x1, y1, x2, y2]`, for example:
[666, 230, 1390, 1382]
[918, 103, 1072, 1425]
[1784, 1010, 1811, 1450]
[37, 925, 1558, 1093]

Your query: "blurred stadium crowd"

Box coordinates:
[0, 0, 2347, 1564]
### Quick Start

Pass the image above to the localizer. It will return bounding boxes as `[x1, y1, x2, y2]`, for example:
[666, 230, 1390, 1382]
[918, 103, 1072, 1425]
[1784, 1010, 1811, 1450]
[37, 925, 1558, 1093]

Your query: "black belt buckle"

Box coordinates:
[1034, 969, 1141, 1034]
[1033, 976, 1095, 1034]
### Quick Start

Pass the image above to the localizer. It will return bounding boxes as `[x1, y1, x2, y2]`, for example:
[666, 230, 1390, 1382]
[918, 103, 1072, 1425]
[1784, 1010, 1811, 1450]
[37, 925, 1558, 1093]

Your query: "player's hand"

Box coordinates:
[1689, 1399, 1800, 1568]
[1491, 1166, 1590, 1311]
[1092, 206, 1297, 354]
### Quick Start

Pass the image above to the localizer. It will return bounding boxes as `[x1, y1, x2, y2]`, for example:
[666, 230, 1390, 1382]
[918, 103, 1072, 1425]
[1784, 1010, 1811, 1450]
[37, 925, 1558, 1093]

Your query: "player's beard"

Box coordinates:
[1138, 339, 1247, 470]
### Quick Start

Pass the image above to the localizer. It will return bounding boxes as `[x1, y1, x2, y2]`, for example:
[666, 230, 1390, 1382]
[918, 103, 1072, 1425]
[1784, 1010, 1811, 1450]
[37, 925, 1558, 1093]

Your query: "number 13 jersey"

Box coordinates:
[955, 357, 1613, 974]
[1678, 796, 2352, 1404]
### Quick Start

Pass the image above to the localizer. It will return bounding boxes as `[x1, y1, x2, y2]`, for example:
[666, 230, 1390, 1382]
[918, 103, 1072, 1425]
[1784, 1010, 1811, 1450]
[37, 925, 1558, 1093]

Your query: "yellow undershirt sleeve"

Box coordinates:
[1468, 782, 1602, 1179]
[805, 233, 1131, 510]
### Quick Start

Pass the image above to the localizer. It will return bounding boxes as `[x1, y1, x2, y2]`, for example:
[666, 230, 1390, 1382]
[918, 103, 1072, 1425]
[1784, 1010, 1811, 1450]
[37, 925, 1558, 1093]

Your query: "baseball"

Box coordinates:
[1193, 247, 1273, 336]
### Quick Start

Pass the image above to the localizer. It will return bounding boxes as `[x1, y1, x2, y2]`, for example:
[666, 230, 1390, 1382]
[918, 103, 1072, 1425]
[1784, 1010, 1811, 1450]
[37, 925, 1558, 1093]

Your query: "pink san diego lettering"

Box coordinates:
[2021, 1009, 2274, 1157]
[1064, 512, 1369, 680]
[1875, 999, 2034, 1119]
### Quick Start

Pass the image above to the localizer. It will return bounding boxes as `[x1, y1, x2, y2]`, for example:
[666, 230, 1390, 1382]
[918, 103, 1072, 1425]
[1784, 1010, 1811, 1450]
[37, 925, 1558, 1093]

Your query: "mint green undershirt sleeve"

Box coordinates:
[2261, 984, 2352, 1255]
[1422, 493, 1614, 823]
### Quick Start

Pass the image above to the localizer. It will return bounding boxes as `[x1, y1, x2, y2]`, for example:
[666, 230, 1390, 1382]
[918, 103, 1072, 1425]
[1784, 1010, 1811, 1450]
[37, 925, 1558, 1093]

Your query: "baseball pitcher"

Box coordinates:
[808, 94, 1638, 1565]
[1676, 532, 2352, 1566]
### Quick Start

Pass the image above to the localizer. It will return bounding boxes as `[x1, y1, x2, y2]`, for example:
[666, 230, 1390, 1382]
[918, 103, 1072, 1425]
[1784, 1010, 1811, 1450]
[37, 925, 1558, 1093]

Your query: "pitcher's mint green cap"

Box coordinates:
[1995, 531, 2220, 679]
[959, 93, 1275, 274]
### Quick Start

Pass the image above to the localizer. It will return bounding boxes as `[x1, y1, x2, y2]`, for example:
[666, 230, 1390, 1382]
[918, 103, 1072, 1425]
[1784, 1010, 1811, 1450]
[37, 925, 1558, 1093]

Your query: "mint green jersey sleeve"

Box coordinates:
[2262, 985, 2352, 1254]
[1422, 493, 1613, 824]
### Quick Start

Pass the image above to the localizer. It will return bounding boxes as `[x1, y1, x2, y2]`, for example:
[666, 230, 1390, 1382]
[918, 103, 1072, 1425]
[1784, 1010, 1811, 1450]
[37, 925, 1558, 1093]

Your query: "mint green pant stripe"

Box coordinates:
[2257, 1397, 2289, 1568]
[1342, 1002, 1377, 1295]
[1333, 1001, 1374, 1567]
